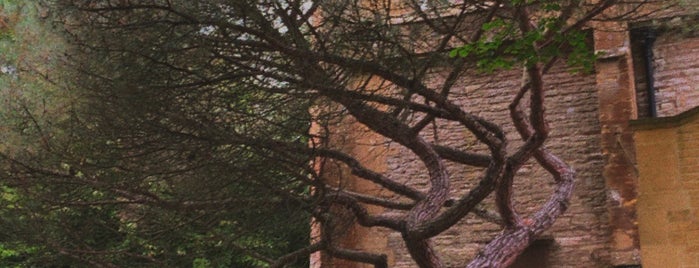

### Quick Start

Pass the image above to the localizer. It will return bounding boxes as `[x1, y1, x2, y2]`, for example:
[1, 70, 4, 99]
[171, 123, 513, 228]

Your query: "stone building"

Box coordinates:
[315, 1, 699, 267]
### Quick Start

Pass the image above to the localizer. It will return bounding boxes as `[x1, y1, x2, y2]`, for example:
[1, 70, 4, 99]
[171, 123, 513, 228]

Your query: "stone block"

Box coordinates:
[640, 245, 681, 268]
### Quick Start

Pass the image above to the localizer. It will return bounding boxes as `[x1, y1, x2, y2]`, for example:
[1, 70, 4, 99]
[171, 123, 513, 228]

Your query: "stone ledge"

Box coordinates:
[596, 47, 630, 60]
[630, 106, 699, 130]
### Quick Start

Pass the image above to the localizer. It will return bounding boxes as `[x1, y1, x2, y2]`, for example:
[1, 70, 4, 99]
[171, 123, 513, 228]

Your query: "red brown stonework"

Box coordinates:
[318, 3, 699, 267]
[594, 22, 642, 265]
[650, 30, 699, 117]
[381, 63, 612, 267]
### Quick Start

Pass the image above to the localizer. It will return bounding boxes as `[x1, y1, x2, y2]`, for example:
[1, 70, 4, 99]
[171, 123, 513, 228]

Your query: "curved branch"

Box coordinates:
[328, 194, 405, 231]
[314, 148, 425, 200]
[323, 93, 451, 234]
[467, 5, 582, 265]
[431, 144, 491, 167]
[330, 187, 414, 210]
[327, 246, 389, 268]
[405, 147, 506, 239]
[403, 237, 444, 268]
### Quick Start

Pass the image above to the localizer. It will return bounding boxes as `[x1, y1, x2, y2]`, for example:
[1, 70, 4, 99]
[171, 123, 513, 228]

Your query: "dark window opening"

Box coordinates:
[630, 27, 658, 119]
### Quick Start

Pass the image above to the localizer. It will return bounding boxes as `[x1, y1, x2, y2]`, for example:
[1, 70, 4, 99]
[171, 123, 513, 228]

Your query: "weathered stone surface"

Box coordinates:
[319, 3, 699, 267]
[633, 107, 699, 268]
[374, 62, 612, 267]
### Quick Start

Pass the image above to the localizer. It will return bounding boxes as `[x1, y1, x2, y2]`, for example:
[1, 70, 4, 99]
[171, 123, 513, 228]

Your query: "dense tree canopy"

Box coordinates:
[1, 1, 310, 267]
[0, 0, 671, 267]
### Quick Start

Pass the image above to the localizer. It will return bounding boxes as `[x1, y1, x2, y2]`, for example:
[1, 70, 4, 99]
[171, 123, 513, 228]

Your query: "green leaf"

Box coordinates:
[449, 49, 458, 58]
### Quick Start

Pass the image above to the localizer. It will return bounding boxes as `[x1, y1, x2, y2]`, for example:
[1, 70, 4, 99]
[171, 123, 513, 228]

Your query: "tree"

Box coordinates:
[0, 1, 310, 267]
[0, 0, 664, 267]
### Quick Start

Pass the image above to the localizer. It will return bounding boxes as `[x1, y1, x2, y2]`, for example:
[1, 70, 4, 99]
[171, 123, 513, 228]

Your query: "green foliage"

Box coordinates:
[0, 3, 73, 265]
[449, 18, 519, 72]
[560, 30, 597, 73]
[193, 258, 212, 268]
[0, 1, 311, 267]
[449, 11, 596, 74]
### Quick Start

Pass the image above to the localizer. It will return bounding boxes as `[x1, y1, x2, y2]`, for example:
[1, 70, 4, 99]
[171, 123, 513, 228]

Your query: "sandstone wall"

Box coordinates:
[653, 32, 699, 116]
[317, 4, 699, 267]
[379, 63, 611, 267]
[634, 24, 699, 118]
[632, 107, 699, 268]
